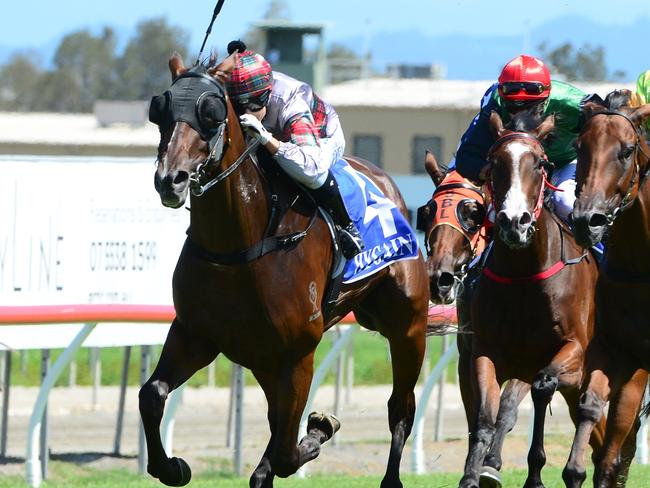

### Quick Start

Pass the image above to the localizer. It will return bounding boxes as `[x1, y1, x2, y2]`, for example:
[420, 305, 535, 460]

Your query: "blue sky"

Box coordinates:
[5, 0, 650, 51]
[4, 1, 650, 80]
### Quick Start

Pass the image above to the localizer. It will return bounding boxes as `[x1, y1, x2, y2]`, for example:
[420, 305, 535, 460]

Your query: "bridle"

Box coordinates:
[584, 111, 650, 226]
[418, 172, 489, 285]
[486, 131, 559, 225]
[149, 68, 261, 197]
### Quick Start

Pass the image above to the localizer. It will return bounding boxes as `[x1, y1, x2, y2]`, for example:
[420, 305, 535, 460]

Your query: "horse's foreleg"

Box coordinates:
[594, 368, 647, 488]
[249, 370, 278, 488]
[138, 320, 219, 487]
[525, 341, 586, 488]
[562, 341, 615, 488]
[459, 354, 501, 488]
[379, 316, 426, 488]
[268, 352, 339, 478]
[482, 379, 530, 484]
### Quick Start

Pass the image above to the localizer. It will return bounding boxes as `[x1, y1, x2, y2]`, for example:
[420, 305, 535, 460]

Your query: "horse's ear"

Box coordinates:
[489, 111, 506, 139]
[532, 112, 556, 142]
[631, 104, 650, 126]
[209, 51, 238, 83]
[169, 52, 186, 81]
[424, 150, 445, 186]
[582, 101, 604, 121]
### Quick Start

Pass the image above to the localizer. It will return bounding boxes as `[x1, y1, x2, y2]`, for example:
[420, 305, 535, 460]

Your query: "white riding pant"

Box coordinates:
[548, 161, 577, 222]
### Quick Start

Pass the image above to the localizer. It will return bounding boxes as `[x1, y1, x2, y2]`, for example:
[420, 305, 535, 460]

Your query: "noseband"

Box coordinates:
[587, 111, 650, 225]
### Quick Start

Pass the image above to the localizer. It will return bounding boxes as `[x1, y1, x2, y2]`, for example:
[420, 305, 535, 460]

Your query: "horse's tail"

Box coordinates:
[426, 318, 472, 337]
[639, 389, 650, 420]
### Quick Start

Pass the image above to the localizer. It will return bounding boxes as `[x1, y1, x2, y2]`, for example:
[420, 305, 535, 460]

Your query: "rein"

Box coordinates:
[483, 213, 588, 284]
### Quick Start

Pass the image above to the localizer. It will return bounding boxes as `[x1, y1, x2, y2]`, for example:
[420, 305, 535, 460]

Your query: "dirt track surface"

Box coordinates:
[0, 383, 581, 478]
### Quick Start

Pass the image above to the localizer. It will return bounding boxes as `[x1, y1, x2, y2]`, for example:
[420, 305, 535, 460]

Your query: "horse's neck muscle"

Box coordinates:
[189, 140, 270, 254]
[607, 185, 650, 271]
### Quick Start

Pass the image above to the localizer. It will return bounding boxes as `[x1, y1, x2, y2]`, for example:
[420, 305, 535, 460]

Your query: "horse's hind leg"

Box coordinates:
[594, 368, 647, 488]
[375, 314, 426, 488]
[139, 319, 219, 487]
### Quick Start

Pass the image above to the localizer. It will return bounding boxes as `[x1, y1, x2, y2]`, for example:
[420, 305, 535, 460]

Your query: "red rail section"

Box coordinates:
[0, 304, 456, 325]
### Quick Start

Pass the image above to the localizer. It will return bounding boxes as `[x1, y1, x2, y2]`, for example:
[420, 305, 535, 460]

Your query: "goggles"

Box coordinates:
[499, 81, 550, 96]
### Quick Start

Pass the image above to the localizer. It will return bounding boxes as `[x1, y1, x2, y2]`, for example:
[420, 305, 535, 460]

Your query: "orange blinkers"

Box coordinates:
[424, 171, 488, 258]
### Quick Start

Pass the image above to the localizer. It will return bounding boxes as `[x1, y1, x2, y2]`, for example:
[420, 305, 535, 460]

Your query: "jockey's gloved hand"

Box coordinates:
[239, 114, 272, 144]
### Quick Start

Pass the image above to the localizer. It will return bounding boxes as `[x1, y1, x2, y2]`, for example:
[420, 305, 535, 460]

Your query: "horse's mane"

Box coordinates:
[506, 103, 546, 132]
[505, 103, 556, 144]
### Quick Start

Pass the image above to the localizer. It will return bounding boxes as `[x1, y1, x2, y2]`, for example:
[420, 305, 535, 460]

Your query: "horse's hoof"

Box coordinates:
[149, 457, 192, 487]
[307, 411, 341, 440]
[479, 466, 502, 488]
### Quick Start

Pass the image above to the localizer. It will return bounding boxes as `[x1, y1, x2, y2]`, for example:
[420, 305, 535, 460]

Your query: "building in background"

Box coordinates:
[323, 79, 634, 174]
[252, 20, 326, 93]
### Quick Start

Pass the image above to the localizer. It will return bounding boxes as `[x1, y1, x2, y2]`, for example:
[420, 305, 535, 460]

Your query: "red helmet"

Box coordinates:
[498, 55, 551, 103]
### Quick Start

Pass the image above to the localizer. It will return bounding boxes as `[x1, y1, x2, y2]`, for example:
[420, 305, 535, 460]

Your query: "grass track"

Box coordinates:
[1, 463, 650, 488]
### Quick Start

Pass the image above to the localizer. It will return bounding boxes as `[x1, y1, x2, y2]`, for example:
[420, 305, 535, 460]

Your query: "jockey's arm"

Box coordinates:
[454, 84, 500, 184]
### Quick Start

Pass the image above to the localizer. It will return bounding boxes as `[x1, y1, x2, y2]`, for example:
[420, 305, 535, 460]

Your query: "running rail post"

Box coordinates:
[410, 338, 457, 474]
[161, 384, 186, 456]
[1, 350, 11, 458]
[25, 323, 96, 488]
[297, 326, 356, 478]
[636, 381, 650, 464]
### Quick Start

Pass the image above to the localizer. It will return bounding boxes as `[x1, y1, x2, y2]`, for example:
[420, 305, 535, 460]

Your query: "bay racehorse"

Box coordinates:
[563, 91, 650, 488]
[139, 51, 429, 488]
[459, 108, 605, 488]
[418, 150, 529, 487]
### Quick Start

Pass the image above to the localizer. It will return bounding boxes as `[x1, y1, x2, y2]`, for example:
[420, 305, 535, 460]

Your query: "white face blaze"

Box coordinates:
[500, 141, 531, 220]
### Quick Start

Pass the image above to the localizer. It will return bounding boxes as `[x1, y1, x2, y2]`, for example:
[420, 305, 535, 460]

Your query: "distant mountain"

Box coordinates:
[334, 14, 648, 82]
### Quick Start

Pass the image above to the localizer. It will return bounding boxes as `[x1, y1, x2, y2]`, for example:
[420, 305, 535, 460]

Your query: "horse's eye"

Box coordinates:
[620, 145, 635, 160]
[198, 95, 226, 130]
[148, 92, 171, 127]
[458, 200, 485, 233]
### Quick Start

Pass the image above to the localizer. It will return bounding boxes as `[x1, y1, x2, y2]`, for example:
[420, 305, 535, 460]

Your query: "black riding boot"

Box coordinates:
[310, 171, 365, 259]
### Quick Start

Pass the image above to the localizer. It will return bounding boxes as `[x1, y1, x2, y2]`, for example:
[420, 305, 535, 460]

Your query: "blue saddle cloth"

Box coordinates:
[331, 159, 419, 283]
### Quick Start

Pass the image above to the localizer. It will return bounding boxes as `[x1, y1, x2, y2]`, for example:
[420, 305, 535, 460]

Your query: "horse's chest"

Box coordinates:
[473, 285, 565, 345]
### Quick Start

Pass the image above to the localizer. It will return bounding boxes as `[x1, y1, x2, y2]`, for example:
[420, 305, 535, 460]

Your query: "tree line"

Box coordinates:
[0, 18, 190, 113]
[0, 12, 621, 113]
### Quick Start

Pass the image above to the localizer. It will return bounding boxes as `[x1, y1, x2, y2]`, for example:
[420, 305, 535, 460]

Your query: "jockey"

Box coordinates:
[451, 54, 589, 224]
[632, 69, 650, 132]
[224, 40, 364, 259]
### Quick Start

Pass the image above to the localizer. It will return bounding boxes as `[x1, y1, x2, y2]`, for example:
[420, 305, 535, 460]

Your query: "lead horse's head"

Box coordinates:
[572, 90, 650, 248]
[149, 51, 238, 208]
[487, 108, 556, 249]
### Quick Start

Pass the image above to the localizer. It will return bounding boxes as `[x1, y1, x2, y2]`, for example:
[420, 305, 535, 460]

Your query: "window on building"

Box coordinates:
[353, 134, 383, 168]
[411, 135, 443, 174]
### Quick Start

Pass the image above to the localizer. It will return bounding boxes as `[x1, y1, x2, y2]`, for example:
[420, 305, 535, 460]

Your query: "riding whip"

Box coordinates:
[196, 0, 227, 65]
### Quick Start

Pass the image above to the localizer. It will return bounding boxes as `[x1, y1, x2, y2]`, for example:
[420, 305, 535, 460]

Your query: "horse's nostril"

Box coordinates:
[173, 171, 189, 185]
[438, 272, 455, 289]
[496, 211, 509, 227]
[588, 213, 608, 228]
[519, 212, 532, 226]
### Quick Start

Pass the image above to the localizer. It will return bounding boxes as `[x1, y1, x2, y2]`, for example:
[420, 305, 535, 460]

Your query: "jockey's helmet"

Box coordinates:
[498, 55, 551, 110]
[225, 40, 273, 114]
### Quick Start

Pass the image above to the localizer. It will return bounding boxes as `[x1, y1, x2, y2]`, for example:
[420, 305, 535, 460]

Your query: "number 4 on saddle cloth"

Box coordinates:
[330, 159, 420, 283]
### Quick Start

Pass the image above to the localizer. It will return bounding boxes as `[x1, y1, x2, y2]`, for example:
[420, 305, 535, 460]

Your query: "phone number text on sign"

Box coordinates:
[89, 240, 157, 272]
